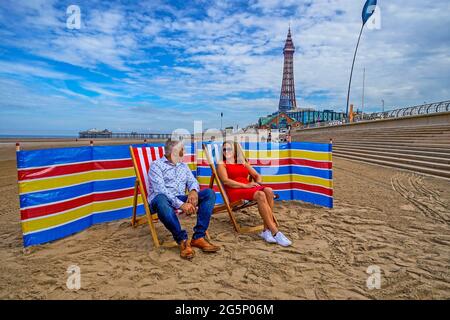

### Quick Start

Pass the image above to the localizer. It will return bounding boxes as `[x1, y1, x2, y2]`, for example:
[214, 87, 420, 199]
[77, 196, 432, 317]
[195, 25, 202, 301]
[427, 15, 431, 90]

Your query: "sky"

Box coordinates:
[0, 0, 449, 135]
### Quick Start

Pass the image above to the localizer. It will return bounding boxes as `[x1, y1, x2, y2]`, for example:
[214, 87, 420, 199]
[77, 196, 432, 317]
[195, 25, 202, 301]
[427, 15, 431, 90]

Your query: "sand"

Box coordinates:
[0, 139, 449, 299]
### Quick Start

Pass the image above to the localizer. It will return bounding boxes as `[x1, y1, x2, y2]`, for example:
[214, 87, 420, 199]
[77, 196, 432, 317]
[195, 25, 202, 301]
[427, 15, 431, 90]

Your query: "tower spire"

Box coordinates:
[278, 27, 297, 112]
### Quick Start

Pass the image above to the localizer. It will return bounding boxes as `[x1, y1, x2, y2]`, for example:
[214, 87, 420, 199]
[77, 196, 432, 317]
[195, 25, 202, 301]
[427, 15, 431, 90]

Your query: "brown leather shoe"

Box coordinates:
[180, 240, 195, 260]
[190, 237, 221, 253]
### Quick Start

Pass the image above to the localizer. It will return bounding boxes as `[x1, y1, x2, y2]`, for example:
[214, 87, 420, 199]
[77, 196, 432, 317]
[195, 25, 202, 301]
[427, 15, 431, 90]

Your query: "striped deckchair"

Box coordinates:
[202, 142, 278, 234]
[129, 145, 211, 248]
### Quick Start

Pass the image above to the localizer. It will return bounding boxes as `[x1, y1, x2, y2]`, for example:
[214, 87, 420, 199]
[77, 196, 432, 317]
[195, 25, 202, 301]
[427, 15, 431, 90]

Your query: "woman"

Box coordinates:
[216, 141, 292, 247]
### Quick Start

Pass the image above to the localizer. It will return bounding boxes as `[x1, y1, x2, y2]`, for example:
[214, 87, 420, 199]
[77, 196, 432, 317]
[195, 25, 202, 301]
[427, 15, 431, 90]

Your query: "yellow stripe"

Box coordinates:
[264, 174, 332, 188]
[19, 168, 136, 194]
[197, 174, 331, 188]
[22, 196, 144, 234]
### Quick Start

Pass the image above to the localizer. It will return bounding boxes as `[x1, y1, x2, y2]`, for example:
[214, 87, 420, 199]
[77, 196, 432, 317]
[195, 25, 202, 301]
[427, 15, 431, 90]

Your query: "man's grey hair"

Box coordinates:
[164, 139, 183, 156]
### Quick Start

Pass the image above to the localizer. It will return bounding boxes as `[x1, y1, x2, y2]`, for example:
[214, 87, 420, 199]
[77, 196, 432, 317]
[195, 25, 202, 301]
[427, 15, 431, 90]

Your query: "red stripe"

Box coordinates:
[142, 147, 150, 173]
[183, 155, 195, 162]
[158, 147, 164, 158]
[93, 159, 133, 170]
[134, 148, 148, 199]
[289, 158, 332, 169]
[149, 147, 156, 163]
[18, 159, 133, 181]
[20, 188, 135, 220]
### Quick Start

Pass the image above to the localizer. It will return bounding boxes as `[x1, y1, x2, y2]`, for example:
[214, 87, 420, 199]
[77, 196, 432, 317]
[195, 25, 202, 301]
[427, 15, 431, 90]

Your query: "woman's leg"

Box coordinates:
[263, 187, 278, 226]
[263, 187, 274, 211]
[254, 191, 278, 234]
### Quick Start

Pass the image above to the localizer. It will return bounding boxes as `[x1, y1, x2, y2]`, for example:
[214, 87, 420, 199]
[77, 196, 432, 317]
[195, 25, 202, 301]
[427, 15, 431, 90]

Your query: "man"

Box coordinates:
[148, 139, 220, 260]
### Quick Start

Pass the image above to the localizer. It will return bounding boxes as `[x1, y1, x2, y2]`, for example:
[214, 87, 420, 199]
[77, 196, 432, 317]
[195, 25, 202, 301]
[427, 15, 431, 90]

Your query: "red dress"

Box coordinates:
[223, 163, 265, 202]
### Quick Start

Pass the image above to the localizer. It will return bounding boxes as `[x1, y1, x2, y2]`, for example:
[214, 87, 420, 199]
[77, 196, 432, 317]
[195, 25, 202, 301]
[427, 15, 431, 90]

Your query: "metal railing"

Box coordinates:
[297, 100, 450, 130]
[366, 100, 450, 120]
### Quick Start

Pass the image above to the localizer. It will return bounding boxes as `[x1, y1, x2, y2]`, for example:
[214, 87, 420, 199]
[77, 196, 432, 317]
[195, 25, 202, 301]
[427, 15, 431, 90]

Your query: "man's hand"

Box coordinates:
[180, 202, 196, 216]
[187, 190, 198, 207]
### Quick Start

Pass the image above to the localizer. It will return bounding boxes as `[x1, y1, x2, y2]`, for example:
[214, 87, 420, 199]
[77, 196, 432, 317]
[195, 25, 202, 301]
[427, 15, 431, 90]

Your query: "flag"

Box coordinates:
[362, 0, 377, 25]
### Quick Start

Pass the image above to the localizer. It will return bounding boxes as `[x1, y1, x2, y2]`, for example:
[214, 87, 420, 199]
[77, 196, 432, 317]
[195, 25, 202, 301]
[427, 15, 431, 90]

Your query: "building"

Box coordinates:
[258, 112, 301, 129]
[258, 109, 345, 129]
[78, 128, 112, 138]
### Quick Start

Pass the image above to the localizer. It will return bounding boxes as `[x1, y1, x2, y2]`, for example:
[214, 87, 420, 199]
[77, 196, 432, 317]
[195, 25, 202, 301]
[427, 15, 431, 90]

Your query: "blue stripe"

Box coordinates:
[92, 204, 145, 224]
[93, 177, 136, 192]
[17, 147, 92, 169]
[291, 189, 333, 208]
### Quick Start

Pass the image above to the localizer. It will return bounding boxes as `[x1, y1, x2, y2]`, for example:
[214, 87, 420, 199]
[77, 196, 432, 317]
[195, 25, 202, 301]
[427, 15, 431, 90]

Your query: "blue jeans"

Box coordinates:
[150, 189, 216, 244]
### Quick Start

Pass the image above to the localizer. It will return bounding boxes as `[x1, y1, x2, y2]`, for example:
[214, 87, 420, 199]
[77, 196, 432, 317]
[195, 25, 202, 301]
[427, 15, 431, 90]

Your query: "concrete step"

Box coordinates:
[332, 144, 450, 159]
[333, 150, 450, 171]
[333, 146, 450, 164]
[333, 153, 450, 180]
[348, 128, 450, 134]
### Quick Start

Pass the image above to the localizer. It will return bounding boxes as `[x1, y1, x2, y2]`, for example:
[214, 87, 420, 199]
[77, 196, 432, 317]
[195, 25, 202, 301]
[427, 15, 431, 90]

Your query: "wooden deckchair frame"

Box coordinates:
[129, 146, 170, 248]
[202, 142, 279, 234]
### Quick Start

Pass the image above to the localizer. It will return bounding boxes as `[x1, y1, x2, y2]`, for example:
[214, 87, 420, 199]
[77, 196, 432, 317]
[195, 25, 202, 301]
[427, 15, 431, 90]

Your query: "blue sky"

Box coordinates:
[0, 0, 449, 135]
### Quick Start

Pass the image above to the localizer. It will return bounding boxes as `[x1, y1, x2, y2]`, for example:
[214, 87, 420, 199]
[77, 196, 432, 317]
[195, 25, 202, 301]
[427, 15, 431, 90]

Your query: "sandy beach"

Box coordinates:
[0, 139, 449, 299]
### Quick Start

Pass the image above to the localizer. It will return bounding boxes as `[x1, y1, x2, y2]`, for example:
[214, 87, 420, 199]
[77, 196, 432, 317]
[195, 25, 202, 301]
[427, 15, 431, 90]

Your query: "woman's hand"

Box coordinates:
[245, 182, 261, 188]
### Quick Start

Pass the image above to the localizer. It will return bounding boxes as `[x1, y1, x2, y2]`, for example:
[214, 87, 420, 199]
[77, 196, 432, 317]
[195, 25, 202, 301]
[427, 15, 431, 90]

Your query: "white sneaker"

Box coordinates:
[259, 229, 277, 244]
[274, 232, 292, 247]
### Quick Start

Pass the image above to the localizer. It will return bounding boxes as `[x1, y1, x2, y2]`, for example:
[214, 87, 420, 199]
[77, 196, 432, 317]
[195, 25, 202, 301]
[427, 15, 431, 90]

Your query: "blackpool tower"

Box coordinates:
[278, 27, 297, 112]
